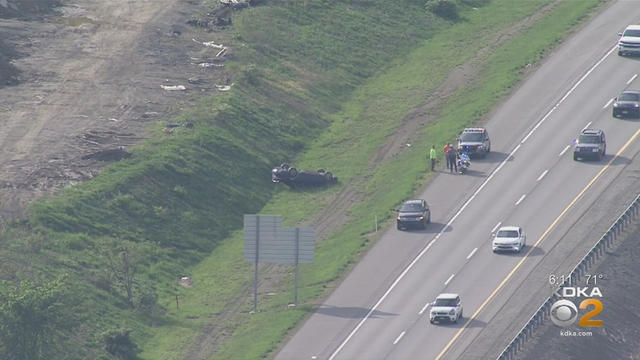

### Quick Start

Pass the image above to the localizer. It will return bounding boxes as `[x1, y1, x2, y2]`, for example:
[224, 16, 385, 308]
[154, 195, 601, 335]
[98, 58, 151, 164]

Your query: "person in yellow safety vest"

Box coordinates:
[430, 145, 437, 171]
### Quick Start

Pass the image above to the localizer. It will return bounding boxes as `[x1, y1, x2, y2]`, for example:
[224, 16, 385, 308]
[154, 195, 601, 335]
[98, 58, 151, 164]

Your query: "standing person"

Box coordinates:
[447, 144, 457, 173]
[429, 145, 437, 171]
[443, 143, 452, 170]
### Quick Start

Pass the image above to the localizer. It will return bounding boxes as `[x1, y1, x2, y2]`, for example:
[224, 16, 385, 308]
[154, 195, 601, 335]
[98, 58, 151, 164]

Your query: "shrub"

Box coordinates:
[427, 0, 459, 20]
[102, 328, 139, 360]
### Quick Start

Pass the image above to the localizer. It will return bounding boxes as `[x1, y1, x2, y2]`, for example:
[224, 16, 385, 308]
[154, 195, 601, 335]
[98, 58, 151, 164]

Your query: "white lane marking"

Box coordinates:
[328, 46, 618, 360]
[444, 274, 455, 286]
[434, 126, 640, 360]
[518, 45, 617, 146]
[515, 194, 526, 205]
[393, 331, 406, 345]
[512, 144, 522, 154]
[466, 247, 478, 260]
[582, 121, 592, 131]
[627, 73, 638, 85]
[312, 357, 317, 359]
[491, 221, 502, 233]
[603, 98, 614, 109]
[536, 169, 549, 181]
[419, 302, 431, 315]
[559, 145, 571, 157]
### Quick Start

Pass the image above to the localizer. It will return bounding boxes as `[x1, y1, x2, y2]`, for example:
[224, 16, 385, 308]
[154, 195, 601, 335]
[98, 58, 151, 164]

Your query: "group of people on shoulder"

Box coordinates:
[428, 143, 469, 173]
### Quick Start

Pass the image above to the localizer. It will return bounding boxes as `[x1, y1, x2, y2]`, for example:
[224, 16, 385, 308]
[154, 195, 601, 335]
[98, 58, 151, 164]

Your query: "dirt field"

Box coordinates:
[0, 0, 229, 219]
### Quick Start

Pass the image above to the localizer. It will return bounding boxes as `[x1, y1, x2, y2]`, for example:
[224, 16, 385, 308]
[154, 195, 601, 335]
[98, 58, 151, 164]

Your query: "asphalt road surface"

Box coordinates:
[276, 2, 640, 360]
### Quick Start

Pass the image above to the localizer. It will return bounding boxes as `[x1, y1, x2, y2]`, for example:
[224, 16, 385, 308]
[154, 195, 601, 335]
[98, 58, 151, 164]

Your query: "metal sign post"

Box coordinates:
[253, 216, 259, 313]
[244, 215, 314, 311]
[294, 227, 299, 305]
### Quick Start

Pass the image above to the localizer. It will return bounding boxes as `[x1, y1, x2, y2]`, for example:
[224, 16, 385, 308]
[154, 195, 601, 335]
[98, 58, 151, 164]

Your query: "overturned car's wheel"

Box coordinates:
[288, 167, 298, 178]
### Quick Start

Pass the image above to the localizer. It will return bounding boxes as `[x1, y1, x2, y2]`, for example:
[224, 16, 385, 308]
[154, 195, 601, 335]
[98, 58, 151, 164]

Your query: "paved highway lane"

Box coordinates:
[276, 2, 640, 360]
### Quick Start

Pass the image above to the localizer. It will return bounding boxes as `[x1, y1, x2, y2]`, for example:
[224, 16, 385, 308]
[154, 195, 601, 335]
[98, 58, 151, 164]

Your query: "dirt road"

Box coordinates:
[0, 0, 227, 219]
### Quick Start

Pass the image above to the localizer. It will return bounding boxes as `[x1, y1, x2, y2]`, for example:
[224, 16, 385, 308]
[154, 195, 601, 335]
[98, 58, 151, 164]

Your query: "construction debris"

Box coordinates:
[197, 62, 224, 68]
[192, 38, 225, 49]
[215, 84, 232, 91]
[161, 85, 186, 91]
[215, 47, 227, 57]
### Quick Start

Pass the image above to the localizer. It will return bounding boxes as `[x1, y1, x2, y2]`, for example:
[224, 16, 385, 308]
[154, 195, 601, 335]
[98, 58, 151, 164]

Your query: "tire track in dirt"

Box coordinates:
[0, 0, 228, 219]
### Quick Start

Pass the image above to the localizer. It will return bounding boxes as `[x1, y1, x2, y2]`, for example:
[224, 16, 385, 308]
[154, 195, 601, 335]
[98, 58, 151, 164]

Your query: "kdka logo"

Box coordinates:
[550, 287, 603, 327]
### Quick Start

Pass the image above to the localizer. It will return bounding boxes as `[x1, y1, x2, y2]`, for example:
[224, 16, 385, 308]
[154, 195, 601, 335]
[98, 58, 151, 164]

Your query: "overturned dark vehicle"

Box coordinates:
[272, 163, 338, 186]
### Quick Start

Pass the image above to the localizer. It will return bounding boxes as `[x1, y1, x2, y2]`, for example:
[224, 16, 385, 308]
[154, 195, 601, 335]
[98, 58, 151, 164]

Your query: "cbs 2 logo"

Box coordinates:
[550, 299, 603, 327]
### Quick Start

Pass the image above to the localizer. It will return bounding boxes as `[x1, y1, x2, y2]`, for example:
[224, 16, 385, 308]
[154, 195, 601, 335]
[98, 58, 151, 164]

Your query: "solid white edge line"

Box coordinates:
[521, 129, 534, 144]
[627, 73, 638, 85]
[328, 45, 618, 360]
[419, 302, 431, 315]
[466, 247, 478, 260]
[603, 98, 614, 109]
[582, 121, 592, 131]
[559, 145, 571, 156]
[536, 169, 549, 181]
[393, 331, 406, 345]
[491, 221, 502, 233]
[444, 274, 455, 286]
[515, 194, 526, 206]
[512, 144, 522, 154]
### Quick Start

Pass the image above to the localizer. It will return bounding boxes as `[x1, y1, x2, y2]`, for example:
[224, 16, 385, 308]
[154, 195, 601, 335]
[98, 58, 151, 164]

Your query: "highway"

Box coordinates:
[276, 2, 640, 360]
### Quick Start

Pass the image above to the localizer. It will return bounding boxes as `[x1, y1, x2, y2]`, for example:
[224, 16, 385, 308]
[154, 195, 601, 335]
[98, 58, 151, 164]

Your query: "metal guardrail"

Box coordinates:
[496, 193, 640, 360]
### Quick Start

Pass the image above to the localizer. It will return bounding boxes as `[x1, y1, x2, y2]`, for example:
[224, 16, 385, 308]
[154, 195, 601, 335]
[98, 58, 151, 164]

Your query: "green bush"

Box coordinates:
[103, 328, 139, 360]
[427, 0, 459, 20]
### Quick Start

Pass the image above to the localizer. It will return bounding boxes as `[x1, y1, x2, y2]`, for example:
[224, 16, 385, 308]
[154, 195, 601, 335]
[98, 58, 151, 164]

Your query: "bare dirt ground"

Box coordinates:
[0, 0, 230, 219]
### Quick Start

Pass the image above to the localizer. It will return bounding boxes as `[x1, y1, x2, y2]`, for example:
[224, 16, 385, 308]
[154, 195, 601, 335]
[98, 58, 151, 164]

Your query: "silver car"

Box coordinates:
[492, 226, 526, 253]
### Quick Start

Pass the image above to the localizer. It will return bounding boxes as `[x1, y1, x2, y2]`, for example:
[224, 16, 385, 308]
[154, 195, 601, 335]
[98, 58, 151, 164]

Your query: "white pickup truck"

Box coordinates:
[618, 25, 640, 56]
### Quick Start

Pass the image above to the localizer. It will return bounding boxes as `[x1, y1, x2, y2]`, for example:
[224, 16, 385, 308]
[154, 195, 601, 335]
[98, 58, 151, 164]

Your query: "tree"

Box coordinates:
[102, 328, 139, 360]
[101, 242, 139, 306]
[426, 0, 459, 20]
[0, 276, 68, 360]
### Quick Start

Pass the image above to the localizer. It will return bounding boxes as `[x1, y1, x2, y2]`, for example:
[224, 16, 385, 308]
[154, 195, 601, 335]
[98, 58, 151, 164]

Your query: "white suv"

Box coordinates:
[618, 25, 640, 56]
[429, 293, 463, 324]
[492, 226, 526, 253]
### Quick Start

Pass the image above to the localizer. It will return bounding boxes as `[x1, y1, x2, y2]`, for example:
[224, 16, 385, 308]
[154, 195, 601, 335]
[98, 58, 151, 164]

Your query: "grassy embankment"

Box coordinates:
[0, 0, 604, 359]
[140, 0, 606, 359]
